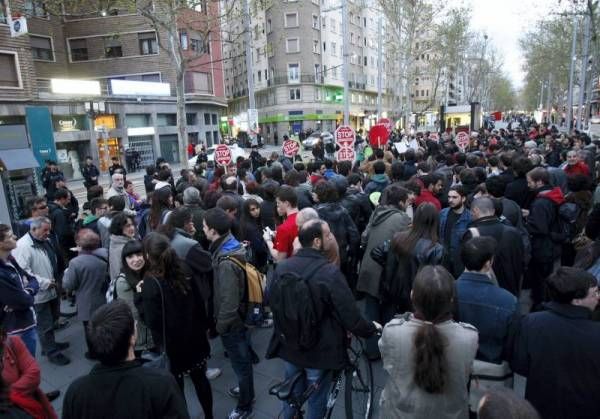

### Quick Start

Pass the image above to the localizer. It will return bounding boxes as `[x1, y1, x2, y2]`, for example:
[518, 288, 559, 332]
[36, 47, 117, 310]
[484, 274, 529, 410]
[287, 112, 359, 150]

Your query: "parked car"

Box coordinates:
[301, 131, 333, 149]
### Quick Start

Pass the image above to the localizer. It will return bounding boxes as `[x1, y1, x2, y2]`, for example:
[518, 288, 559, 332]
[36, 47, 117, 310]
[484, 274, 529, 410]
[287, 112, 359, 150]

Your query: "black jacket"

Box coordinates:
[0, 256, 37, 334]
[340, 188, 373, 234]
[48, 201, 75, 252]
[315, 202, 359, 264]
[463, 216, 524, 296]
[510, 302, 600, 419]
[526, 186, 564, 263]
[81, 164, 100, 185]
[505, 176, 533, 209]
[62, 360, 189, 419]
[266, 248, 376, 370]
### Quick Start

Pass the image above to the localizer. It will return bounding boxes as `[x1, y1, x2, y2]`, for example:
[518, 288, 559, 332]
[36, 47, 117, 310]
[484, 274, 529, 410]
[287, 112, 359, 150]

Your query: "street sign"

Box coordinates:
[455, 131, 470, 151]
[337, 148, 355, 161]
[214, 144, 232, 166]
[335, 125, 356, 162]
[369, 124, 389, 147]
[282, 139, 299, 157]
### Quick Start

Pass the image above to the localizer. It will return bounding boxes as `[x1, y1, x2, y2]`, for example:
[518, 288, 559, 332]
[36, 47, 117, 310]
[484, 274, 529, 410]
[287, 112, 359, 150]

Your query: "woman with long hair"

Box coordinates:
[379, 265, 478, 418]
[140, 233, 213, 419]
[108, 212, 137, 282]
[0, 327, 57, 418]
[239, 199, 268, 271]
[113, 240, 153, 354]
[147, 187, 173, 232]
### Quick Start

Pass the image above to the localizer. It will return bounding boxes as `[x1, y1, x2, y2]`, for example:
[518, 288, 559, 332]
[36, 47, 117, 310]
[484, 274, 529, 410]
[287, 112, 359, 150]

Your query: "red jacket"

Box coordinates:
[2, 336, 57, 419]
[563, 161, 590, 177]
[415, 189, 441, 211]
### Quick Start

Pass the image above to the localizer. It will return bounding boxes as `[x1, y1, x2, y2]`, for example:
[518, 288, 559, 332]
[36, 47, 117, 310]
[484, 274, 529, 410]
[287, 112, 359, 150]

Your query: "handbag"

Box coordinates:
[142, 277, 171, 371]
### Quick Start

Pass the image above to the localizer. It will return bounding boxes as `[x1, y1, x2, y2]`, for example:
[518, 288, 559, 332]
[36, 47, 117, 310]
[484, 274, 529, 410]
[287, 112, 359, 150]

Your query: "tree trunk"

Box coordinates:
[176, 69, 189, 168]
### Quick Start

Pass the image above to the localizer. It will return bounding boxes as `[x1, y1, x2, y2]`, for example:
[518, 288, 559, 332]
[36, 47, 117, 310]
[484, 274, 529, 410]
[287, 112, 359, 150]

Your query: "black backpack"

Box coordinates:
[554, 202, 581, 243]
[269, 260, 328, 351]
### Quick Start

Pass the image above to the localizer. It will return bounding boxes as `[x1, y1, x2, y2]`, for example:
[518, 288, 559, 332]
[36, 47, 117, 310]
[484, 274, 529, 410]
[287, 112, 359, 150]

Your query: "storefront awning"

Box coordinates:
[0, 148, 40, 171]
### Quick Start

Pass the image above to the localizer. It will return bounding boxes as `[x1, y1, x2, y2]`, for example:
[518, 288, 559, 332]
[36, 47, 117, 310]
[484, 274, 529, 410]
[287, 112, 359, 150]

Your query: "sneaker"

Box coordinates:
[227, 386, 240, 398]
[47, 352, 71, 366]
[41, 341, 70, 356]
[227, 408, 253, 419]
[206, 367, 222, 380]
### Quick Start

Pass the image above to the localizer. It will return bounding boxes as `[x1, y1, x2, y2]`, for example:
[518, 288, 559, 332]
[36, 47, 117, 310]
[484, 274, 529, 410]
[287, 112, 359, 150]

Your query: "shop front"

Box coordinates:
[159, 135, 180, 163]
[95, 115, 123, 172]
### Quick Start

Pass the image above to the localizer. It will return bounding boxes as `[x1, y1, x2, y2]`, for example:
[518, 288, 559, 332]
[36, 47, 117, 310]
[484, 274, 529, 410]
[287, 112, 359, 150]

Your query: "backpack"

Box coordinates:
[555, 202, 581, 243]
[269, 261, 328, 351]
[225, 256, 266, 327]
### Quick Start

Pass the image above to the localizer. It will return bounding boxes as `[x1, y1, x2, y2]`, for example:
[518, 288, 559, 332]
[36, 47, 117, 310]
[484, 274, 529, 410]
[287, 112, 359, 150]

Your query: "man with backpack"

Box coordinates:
[267, 219, 379, 418]
[203, 207, 255, 419]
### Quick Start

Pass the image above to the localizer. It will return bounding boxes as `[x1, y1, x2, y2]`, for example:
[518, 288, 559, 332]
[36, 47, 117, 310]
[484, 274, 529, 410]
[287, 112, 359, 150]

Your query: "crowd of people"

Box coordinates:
[1, 121, 600, 419]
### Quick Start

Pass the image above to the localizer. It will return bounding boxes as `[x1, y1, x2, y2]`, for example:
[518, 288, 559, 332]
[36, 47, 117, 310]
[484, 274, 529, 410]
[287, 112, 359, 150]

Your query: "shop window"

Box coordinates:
[186, 113, 197, 125]
[157, 113, 176, 126]
[31, 35, 54, 61]
[0, 52, 22, 88]
[69, 38, 88, 61]
[139, 32, 158, 55]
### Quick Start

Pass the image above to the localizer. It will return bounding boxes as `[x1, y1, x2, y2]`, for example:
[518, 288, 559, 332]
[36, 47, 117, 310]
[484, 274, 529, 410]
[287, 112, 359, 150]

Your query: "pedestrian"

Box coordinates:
[439, 185, 472, 277]
[364, 161, 390, 195]
[379, 265, 478, 419]
[108, 213, 137, 282]
[12, 217, 70, 366]
[62, 229, 109, 359]
[81, 156, 100, 190]
[47, 188, 76, 258]
[510, 267, 600, 419]
[108, 156, 126, 178]
[62, 301, 189, 419]
[97, 195, 126, 248]
[141, 233, 213, 419]
[203, 208, 255, 419]
[266, 219, 379, 418]
[414, 173, 443, 211]
[239, 199, 269, 271]
[292, 207, 340, 266]
[79, 198, 108, 236]
[183, 187, 207, 246]
[106, 173, 134, 211]
[263, 185, 299, 261]
[147, 187, 174, 232]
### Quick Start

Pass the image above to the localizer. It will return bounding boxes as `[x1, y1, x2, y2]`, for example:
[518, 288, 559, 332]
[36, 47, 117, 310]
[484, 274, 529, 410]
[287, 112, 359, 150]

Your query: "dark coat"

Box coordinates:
[510, 302, 600, 419]
[340, 188, 373, 233]
[315, 202, 359, 264]
[140, 274, 210, 377]
[48, 201, 75, 252]
[0, 256, 37, 334]
[505, 176, 533, 209]
[266, 248, 376, 370]
[62, 360, 189, 419]
[463, 216, 525, 296]
[527, 186, 564, 263]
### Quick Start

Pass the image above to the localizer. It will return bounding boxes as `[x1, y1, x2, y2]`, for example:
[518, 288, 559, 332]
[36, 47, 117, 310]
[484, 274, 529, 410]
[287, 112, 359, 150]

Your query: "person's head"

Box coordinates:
[221, 176, 238, 193]
[447, 185, 467, 211]
[380, 184, 410, 210]
[0, 224, 17, 255]
[109, 212, 136, 238]
[183, 186, 202, 206]
[111, 156, 120, 165]
[471, 197, 496, 220]
[526, 167, 549, 190]
[146, 165, 156, 176]
[112, 173, 125, 189]
[512, 156, 533, 178]
[124, 180, 134, 194]
[29, 217, 51, 241]
[373, 160, 386, 175]
[167, 206, 195, 235]
[295, 207, 319, 228]
[461, 236, 496, 272]
[313, 180, 338, 204]
[107, 195, 126, 212]
[298, 219, 329, 251]
[423, 173, 443, 194]
[25, 197, 48, 218]
[216, 195, 239, 218]
[411, 265, 455, 393]
[86, 300, 135, 365]
[85, 156, 93, 165]
[76, 228, 101, 252]
[203, 207, 232, 242]
[242, 199, 261, 221]
[375, 148, 384, 160]
[53, 188, 70, 207]
[90, 198, 108, 218]
[121, 240, 145, 276]
[546, 267, 598, 311]
[566, 150, 579, 166]
[478, 388, 541, 419]
[276, 185, 298, 216]
[347, 173, 362, 190]
[485, 176, 507, 198]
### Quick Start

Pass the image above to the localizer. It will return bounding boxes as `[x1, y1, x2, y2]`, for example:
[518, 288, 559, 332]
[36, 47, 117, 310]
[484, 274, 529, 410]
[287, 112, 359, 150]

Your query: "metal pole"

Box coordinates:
[243, 0, 256, 111]
[377, 13, 382, 119]
[566, 16, 579, 133]
[539, 81, 544, 110]
[546, 74, 553, 124]
[577, 14, 591, 131]
[342, 0, 349, 126]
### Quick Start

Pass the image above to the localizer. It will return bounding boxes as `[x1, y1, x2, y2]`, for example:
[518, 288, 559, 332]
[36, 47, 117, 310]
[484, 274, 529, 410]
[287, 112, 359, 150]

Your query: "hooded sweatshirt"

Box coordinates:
[364, 174, 390, 195]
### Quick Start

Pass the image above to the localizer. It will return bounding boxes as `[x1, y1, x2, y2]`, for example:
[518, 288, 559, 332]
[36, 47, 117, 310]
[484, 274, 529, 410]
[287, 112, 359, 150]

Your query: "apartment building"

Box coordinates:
[223, 0, 395, 140]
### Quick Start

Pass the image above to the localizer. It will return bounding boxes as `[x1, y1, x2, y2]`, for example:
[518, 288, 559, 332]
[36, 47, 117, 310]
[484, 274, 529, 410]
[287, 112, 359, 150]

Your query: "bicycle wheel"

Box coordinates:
[344, 337, 374, 419]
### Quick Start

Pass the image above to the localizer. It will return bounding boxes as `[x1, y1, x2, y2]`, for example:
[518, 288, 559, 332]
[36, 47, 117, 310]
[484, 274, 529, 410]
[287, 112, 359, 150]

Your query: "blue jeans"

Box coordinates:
[220, 329, 255, 411]
[10, 327, 37, 357]
[283, 362, 332, 419]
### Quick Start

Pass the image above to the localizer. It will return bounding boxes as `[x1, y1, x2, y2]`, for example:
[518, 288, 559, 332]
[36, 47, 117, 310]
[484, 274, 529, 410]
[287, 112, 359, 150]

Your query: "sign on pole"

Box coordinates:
[214, 144, 232, 166]
[455, 131, 470, 151]
[335, 125, 356, 161]
[247, 108, 259, 136]
[282, 139, 299, 158]
[368, 124, 389, 147]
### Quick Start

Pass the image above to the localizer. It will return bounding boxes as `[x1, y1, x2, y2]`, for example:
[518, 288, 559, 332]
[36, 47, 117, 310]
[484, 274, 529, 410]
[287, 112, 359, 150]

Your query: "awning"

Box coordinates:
[0, 148, 40, 171]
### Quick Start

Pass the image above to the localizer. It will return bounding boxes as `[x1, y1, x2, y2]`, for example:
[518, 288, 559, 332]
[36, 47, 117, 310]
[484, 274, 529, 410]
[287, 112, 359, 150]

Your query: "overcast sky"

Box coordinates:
[466, 0, 553, 89]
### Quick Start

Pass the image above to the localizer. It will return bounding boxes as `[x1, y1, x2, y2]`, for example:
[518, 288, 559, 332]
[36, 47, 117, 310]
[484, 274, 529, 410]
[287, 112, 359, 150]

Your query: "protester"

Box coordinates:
[439, 185, 472, 277]
[292, 207, 340, 266]
[80, 198, 108, 235]
[108, 213, 137, 282]
[264, 185, 299, 261]
[239, 199, 269, 270]
[81, 156, 100, 190]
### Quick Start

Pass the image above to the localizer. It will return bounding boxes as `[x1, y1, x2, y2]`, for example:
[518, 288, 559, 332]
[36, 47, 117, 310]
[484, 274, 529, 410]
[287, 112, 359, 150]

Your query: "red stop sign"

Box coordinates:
[214, 144, 232, 166]
[455, 131, 470, 150]
[335, 125, 356, 149]
[283, 139, 299, 157]
[369, 124, 389, 147]
[337, 148, 355, 162]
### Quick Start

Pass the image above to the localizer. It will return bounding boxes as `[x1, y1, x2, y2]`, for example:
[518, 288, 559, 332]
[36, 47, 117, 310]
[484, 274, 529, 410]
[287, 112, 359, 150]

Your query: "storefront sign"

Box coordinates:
[110, 79, 171, 97]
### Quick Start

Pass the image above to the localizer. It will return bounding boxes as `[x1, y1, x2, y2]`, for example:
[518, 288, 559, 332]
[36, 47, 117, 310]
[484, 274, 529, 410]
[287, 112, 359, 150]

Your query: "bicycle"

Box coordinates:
[269, 336, 374, 419]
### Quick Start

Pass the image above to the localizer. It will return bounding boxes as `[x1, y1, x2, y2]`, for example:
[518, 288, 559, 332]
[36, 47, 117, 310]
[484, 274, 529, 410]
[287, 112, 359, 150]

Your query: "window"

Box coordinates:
[315, 87, 321, 100]
[289, 88, 301, 100]
[322, 42, 326, 52]
[331, 42, 336, 56]
[267, 18, 272, 33]
[184, 71, 213, 94]
[139, 32, 158, 55]
[157, 113, 176, 126]
[314, 64, 320, 81]
[312, 14, 319, 29]
[69, 38, 88, 61]
[284, 12, 298, 28]
[30, 35, 53, 61]
[363, 56, 367, 66]
[258, 71, 261, 82]
[322, 17, 326, 29]
[286, 38, 299, 53]
[313, 40, 320, 54]
[350, 32, 354, 44]
[180, 31, 189, 50]
[0, 0, 7, 24]
[104, 36, 123, 58]
[190, 37, 210, 54]
[331, 19, 336, 33]
[288, 63, 299, 83]
[0, 52, 21, 88]
[186, 113, 197, 125]
[204, 113, 211, 125]
[25, 0, 47, 17]
[331, 66, 337, 78]
[212, 114, 218, 125]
